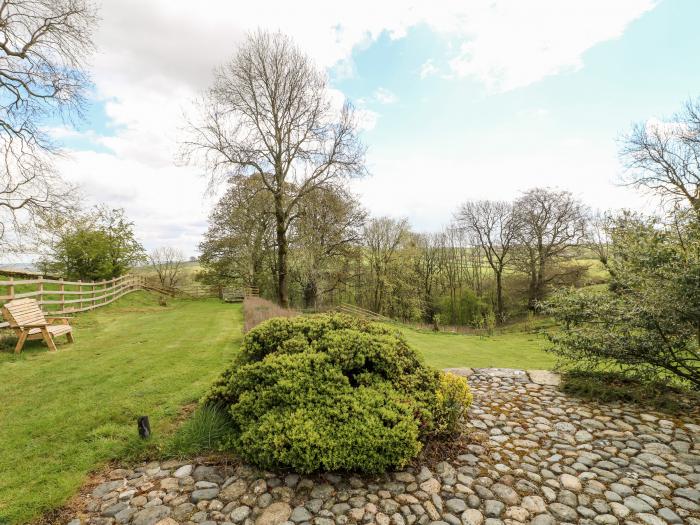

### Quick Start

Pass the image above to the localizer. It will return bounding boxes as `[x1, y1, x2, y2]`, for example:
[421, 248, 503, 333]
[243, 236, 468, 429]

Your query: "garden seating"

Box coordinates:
[1, 298, 74, 354]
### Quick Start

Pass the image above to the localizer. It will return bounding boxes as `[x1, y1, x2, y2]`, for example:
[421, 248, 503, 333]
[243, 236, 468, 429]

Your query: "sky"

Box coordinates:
[43, 0, 700, 257]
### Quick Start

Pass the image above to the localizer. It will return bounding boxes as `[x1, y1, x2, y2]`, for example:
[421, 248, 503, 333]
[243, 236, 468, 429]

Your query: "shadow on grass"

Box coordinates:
[561, 370, 700, 416]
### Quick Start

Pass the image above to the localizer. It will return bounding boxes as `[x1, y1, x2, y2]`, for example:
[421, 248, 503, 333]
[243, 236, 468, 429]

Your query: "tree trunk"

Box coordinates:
[495, 270, 504, 322]
[527, 253, 538, 310]
[274, 193, 289, 308]
[535, 254, 547, 305]
[303, 279, 318, 310]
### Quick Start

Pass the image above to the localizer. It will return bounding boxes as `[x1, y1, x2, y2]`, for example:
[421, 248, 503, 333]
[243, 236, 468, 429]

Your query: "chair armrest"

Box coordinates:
[46, 317, 72, 325]
[18, 323, 49, 328]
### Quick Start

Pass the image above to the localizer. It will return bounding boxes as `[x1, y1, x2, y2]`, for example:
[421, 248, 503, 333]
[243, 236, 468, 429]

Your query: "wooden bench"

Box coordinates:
[1, 298, 74, 354]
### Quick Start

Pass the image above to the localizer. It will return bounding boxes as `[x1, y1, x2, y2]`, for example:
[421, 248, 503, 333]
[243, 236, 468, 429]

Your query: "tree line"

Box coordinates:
[185, 30, 594, 324]
[198, 179, 593, 325]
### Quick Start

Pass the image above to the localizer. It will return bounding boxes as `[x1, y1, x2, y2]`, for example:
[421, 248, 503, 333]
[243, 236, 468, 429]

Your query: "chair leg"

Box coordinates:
[14, 331, 28, 354]
[41, 328, 58, 352]
[66, 332, 74, 344]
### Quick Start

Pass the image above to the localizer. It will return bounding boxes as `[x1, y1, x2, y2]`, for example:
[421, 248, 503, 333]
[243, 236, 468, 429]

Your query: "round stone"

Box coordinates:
[230, 506, 251, 523]
[559, 474, 582, 492]
[460, 509, 484, 525]
[444, 498, 467, 514]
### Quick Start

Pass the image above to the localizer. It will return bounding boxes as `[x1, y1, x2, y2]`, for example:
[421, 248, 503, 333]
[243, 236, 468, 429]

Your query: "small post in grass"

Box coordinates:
[138, 416, 151, 439]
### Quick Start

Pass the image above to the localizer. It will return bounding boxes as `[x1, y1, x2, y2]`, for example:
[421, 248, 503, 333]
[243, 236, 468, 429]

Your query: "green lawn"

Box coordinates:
[0, 293, 556, 523]
[397, 324, 557, 370]
[0, 292, 242, 525]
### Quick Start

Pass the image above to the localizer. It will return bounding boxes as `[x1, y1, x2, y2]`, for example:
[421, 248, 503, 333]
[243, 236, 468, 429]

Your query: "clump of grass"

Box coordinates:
[243, 296, 296, 332]
[168, 405, 233, 456]
[561, 370, 700, 415]
[0, 333, 17, 352]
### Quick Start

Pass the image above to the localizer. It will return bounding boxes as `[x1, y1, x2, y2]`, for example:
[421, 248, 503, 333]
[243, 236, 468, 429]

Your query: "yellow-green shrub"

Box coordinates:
[433, 372, 473, 435]
[204, 314, 472, 473]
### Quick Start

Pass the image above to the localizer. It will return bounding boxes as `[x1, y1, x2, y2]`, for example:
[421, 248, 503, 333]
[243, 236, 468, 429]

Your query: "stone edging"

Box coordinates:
[443, 368, 561, 386]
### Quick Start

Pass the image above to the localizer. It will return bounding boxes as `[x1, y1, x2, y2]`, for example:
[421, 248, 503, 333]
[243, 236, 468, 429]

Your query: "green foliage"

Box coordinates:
[544, 212, 700, 389]
[204, 314, 471, 473]
[433, 373, 473, 435]
[40, 207, 146, 281]
[437, 289, 491, 326]
[168, 405, 233, 456]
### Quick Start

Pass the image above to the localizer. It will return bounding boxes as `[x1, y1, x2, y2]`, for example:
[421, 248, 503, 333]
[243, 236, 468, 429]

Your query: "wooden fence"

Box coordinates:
[140, 277, 259, 302]
[222, 286, 259, 303]
[0, 274, 148, 328]
[336, 303, 391, 322]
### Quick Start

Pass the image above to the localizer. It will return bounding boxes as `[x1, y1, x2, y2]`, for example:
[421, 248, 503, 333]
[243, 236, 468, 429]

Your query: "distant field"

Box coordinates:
[396, 322, 557, 370]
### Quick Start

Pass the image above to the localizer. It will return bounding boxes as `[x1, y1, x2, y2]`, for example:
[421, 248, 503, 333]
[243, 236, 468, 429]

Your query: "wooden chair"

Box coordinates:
[1, 298, 74, 354]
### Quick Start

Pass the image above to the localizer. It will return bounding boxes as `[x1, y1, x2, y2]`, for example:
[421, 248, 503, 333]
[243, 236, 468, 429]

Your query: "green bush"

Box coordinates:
[543, 213, 700, 389]
[204, 314, 471, 473]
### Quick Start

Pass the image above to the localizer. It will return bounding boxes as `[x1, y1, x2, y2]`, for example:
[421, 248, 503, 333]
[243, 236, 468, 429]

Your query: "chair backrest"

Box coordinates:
[1, 298, 47, 328]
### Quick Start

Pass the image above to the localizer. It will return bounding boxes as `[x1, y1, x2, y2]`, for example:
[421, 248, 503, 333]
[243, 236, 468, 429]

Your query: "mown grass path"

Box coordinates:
[0, 293, 242, 524]
[399, 325, 557, 370]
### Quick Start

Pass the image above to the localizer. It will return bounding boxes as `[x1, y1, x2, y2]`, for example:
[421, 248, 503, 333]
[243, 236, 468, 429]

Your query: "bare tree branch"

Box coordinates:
[180, 30, 366, 307]
[0, 0, 97, 251]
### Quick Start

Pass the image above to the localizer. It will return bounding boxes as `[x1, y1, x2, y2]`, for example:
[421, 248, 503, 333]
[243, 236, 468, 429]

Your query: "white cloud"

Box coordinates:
[374, 87, 397, 104]
[351, 137, 652, 232]
[444, 0, 656, 92]
[644, 117, 692, 139]
[47, 0, 658, 257]
[419, 59, 439, 79]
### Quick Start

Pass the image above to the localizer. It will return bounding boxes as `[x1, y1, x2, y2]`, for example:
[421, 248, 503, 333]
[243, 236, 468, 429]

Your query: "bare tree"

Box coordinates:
[149, 247, 184, 288]
[363, 217, 409, 314]
[412, 232, 443, 322]
[620, 98, 700, 214]
[457, 200, 518, 322]
[589, 210, 613, 269]
[514, 188, 588, 309]
[181, 30, 366, 307]
[0, 0, 97, 249]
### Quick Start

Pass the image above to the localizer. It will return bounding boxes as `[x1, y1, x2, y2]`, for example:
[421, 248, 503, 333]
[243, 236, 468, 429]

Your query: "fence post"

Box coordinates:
[102, 280, 106, 305]
[91, 282, 96, 310]
[78, 280, 82, 311]
[59, 278, 65, 314]
[8, 277, 14, 300]
[38, 277, 44, 311]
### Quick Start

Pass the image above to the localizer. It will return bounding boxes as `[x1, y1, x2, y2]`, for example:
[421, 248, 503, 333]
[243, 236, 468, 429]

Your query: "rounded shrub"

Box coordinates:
[203, 314, 472, 473]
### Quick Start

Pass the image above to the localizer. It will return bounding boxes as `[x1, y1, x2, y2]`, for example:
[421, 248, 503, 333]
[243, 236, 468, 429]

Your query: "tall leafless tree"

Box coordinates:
[589, 210, 612, 269]
[181, 30, 366, 307]
[620, 98, 700, 214]
[514, 188, 588, 309]
[363, 217, 409, 314]
[412, 232, 443, 321]
[149, 247, 185, 288]
[457, 200, 518, 322]
[0, 0, 97, 250]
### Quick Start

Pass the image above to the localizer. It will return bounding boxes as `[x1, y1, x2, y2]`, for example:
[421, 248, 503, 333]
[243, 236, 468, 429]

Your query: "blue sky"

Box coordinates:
[44, 0, 700, 255]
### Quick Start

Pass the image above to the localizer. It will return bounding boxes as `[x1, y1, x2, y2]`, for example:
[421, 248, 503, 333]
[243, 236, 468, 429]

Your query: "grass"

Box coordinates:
[395, 322, 557, 370]
[0, 292, 243, 525]
[168, 405, 233, 457]
[243, 296, 297, 332]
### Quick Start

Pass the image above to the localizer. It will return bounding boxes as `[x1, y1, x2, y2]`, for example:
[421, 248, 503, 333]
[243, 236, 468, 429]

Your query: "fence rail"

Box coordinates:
[0, 274, 148, 328]
[222, 286, 259, 303]
[336, 303, 391, 322]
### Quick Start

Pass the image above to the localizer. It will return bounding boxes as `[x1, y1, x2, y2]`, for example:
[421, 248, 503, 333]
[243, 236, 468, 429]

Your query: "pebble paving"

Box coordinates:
[69, 369, 700, 525]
